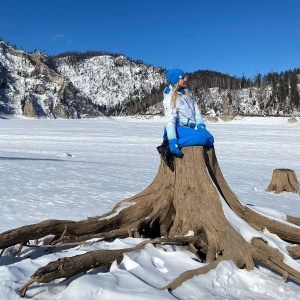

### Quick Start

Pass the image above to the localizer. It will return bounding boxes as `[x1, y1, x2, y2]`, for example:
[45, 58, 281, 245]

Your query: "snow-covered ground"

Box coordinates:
[0, 116, 300, 299]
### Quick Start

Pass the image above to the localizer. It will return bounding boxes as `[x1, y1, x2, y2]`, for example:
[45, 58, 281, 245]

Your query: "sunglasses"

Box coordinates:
[179, 75, 188, 80]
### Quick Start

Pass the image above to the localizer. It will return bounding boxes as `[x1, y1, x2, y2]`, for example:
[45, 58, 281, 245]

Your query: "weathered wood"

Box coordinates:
[0, 146, 300, 296]
[266, 168, 300, 194]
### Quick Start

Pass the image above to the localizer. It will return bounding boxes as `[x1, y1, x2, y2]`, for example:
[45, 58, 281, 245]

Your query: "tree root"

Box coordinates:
[18, 236, 205, 297]
[0, 146, 299, 297]
[286, 245, 300, 258]
[204, 147, 300, 243]
[19, 249, 124, 297]
[251, 237, 300, 282]
[165, 236, 300, 291]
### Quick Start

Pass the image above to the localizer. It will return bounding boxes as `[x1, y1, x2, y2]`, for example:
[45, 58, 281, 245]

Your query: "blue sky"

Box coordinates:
[1, 0, 299, 78]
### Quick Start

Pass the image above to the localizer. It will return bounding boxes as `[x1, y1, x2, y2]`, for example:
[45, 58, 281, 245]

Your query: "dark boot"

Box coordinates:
[156, 140, 174, 171]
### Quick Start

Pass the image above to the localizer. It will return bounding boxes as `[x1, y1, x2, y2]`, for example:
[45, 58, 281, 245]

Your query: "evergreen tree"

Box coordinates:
[253, 73, 262, 88]
[290, 71, 300, 108]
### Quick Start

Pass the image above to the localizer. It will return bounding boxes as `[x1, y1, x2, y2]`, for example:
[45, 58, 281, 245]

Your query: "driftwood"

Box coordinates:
[0, 146, 300, 297]
[266, 168, 300, 194]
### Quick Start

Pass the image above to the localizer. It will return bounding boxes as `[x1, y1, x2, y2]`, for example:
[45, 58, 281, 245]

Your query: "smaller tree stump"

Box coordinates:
[266, 168, 300, 194]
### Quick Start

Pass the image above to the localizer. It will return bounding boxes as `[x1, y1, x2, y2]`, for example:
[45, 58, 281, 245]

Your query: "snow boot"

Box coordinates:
[156, 140, 174, 171]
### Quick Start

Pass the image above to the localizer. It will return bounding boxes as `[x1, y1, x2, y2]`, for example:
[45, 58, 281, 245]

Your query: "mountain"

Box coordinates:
[0, 40, 299, 118]
[188, 70, 300, 118]
[52, 52, 166, 116]
[0, 42, 101, 118]
[0, 41, 165, 118]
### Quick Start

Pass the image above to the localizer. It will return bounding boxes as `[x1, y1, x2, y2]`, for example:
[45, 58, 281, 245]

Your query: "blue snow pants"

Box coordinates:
[164, 125, 214, 148]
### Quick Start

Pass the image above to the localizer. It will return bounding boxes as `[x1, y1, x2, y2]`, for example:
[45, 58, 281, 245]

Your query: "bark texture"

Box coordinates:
[0, 146, 300, 297]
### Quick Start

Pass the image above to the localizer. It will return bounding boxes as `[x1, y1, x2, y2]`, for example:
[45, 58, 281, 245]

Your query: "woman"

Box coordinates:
[159, 68, 214, 160]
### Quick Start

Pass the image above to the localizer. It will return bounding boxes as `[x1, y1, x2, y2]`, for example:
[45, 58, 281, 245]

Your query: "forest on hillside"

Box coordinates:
[52, 50, 300, 116]
[136, 68, 300, 116]
[1, 39, 300, 117]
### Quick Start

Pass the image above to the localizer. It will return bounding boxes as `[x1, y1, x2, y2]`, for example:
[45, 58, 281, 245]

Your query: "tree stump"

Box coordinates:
[1, 146, 300, 296]
[266, 168, 300, 194]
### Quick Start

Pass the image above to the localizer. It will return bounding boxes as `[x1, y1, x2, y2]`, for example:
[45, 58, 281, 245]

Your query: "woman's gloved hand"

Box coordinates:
[197, 123, 206, 130]
[168, 139, 183, 157]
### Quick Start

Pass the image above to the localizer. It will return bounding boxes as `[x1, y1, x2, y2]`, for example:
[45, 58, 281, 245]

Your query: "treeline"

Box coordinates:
[188, 70, 250, 90]
[53, 50, 124, 62]
[129, 68, 300, 116]
[188, 68, 300, 91]
[125, 86, 165, 115]
[51, 51, 155, 68]
[265, 68, 300, 110]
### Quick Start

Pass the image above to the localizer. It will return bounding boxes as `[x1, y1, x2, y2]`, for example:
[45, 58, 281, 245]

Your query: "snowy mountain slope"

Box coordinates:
[1, 40, 299, 118]
[197, 86, 284, 117]
[0, 41, 166, 118]
[54, 54, 166, 113]
[0, 42, 101, 118]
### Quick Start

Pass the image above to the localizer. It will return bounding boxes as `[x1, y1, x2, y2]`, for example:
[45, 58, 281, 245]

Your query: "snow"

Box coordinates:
[55, 55, 165, 107]
[0, 116, 300, 299]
